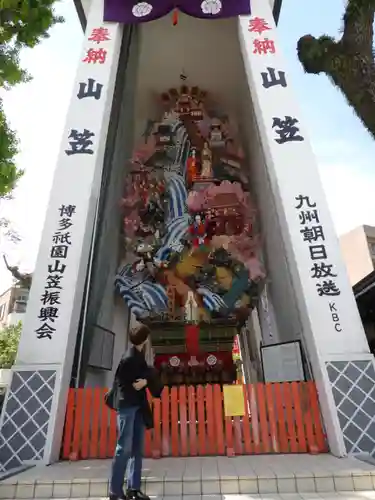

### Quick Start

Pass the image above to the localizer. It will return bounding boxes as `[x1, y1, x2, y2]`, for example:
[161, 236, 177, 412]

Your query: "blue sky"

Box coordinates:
[1, 0, 375, 293]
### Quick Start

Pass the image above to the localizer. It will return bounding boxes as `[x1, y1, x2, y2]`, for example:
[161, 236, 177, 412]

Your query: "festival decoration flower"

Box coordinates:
[169, 356, 180, 367]
[201, 0, 222, 15]
[132, 2, 153, 18]
[207, 354, 217, 366]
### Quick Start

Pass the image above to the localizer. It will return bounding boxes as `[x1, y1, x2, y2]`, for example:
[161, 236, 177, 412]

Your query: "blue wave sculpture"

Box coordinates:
[115, 264, 168, 319]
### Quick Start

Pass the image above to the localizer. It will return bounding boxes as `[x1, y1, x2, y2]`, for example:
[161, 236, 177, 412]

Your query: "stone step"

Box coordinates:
[1, 471, 375, 499]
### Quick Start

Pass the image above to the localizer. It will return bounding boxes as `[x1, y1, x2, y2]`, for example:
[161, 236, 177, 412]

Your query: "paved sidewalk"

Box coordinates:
[5, 492, 375, 500]
[1, 455, 375, 499]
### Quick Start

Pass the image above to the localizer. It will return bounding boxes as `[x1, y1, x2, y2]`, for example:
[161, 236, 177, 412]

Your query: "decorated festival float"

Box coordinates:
[116, 85, 265, 386]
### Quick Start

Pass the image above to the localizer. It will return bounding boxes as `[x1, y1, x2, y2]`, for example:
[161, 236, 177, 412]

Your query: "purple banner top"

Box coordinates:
[103, 0, 251, 24]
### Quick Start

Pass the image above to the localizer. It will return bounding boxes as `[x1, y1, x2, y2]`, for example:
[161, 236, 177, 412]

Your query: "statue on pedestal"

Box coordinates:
[3, 255, 32, 289]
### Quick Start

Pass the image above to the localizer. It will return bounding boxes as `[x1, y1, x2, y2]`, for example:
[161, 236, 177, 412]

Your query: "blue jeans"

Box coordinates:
[110, 406, 145, 495]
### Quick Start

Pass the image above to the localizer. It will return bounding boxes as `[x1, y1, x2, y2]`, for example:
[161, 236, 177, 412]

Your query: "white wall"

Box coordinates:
[6, 312, 25, 326]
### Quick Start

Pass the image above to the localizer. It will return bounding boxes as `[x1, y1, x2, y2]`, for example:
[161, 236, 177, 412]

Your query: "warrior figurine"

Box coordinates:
[189, 214, 209, 248]
[200, 142, 212, 178]
[187, 148, 198, 184]
[133, 243, 155, 273]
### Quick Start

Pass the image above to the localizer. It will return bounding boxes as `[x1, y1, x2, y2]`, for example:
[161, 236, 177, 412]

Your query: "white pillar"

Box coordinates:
[238, 0, 375, 457]
[0, 0, 123, 471]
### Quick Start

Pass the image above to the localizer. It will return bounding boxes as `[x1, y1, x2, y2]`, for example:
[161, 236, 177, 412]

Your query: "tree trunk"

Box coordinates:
[327, 50, 375, 138]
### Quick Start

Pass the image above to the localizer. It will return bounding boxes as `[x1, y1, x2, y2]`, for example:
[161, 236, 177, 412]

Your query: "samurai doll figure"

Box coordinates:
[189, 213, 209, 248]
[200, 142, 213, 178]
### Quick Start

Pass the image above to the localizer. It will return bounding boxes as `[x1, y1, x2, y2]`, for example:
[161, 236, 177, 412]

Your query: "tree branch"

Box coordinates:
[297, 35, 339, 75]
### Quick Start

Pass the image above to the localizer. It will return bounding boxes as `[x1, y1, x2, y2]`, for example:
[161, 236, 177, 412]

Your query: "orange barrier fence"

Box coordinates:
[61, 381, 328, 459]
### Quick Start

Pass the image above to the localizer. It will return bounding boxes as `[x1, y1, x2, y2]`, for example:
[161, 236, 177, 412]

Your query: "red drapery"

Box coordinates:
[185, 323, 199, 355]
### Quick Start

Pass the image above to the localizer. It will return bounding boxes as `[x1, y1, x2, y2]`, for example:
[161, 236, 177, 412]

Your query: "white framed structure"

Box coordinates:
[1, 0, 374, 472]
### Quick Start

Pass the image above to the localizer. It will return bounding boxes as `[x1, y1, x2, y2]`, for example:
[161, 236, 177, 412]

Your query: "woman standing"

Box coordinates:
[108, 324, 162, 500]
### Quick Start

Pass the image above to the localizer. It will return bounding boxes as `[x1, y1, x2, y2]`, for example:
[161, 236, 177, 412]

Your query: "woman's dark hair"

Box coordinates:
[129, 324, 150, 346]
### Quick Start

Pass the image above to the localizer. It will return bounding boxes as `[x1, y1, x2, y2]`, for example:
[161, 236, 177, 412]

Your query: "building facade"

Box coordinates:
[353, 271, 375, 354]
[1, 0, 375, 472]
[0, 285, 29, 329]
[340, 225, 375, 286]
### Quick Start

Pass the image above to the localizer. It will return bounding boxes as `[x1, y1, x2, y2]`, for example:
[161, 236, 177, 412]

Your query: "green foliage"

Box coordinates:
[0, 321, 22, 368]
[0, 103, 23, 197]
[0, 0, 64, 197]
[297, 0, 375, 139]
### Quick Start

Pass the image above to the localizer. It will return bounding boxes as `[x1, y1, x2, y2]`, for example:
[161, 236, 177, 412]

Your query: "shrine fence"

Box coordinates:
[61, 382, 328, 459]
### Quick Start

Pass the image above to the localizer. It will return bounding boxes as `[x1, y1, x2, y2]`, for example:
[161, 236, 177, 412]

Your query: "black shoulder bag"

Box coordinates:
[104, 360, 121, 411]
[147, 367, 164, 399]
